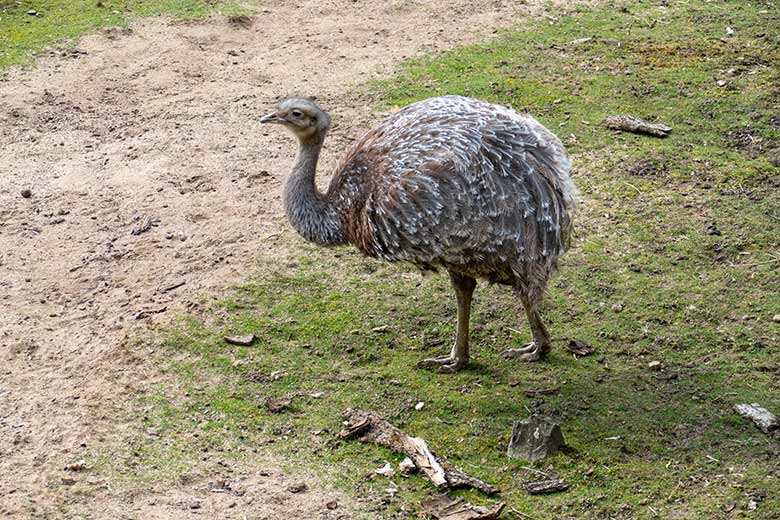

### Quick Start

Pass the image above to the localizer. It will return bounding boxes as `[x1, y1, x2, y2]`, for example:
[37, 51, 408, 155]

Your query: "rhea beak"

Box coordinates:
[260, 111, 282, 124]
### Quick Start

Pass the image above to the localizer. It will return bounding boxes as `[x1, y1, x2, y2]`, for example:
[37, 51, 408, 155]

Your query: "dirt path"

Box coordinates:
[1, 1, 582, 517]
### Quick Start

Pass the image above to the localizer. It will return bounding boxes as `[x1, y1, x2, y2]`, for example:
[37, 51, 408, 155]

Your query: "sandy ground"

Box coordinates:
[1, 1, 585, 518]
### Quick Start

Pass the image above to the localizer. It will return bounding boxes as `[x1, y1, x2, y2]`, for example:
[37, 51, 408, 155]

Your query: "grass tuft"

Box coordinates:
[0, 0, 249, 71]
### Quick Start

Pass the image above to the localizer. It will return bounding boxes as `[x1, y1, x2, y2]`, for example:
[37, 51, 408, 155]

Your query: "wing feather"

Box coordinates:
[328, 96, 576, 268]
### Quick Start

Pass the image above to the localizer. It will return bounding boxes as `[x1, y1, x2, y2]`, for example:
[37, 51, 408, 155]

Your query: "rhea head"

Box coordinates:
[260, 98, 331, 142]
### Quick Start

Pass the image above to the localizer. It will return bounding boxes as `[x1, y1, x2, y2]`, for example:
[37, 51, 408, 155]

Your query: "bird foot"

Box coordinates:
[502, 342, 548, 363]
[417, 355, 467, 373]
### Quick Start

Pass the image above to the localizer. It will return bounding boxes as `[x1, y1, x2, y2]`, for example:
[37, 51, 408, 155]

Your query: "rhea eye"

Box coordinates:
[291, 110, 303, 118]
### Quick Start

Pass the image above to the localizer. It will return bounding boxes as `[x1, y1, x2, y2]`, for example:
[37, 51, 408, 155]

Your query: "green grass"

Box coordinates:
[0, 0, 249, 71]
[89, 0, 779, 518]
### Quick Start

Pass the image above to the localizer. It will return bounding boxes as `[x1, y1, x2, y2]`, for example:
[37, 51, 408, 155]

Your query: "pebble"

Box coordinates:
[21, 189, 32, 198]
[772, 314, 780, 323]
[648, 361, 662, 371]
[287, 482, 308, 493]
[65, 459, 86, 471]
[507, 414, 566, 461]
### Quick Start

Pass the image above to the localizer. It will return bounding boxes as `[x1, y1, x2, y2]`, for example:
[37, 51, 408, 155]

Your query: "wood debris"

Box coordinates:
[523, 387, 560, 398]
[566, 339, 595, 356]
[130, 214, 158, 235]
[734, 403, 779, 434]
[224, 334, 256, 346]
[603, 115, 672, 137]
[421, 495, 504, 520]
[134, 306, 167, 320]
[264, 396, 292, 414]
[159, 280, 186, 293]
[340, 409, 497, 494]
[524, 478, 570, 495]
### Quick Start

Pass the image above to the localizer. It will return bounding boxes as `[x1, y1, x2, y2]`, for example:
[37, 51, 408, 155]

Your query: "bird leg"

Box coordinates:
[418, 271, 476, 373]
[502, 293, 551, 363]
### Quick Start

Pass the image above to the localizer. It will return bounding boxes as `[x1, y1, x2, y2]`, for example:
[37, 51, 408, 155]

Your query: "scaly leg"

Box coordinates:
[503, 292, 552, 362]
[418, 271, 476, 373]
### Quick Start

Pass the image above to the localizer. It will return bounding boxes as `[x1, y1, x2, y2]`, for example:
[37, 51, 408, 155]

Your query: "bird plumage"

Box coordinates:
[328, 96, 575, 279]
[261, 95, 576, 371]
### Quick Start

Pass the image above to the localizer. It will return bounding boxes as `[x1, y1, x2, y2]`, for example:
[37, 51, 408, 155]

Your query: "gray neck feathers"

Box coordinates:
[283, 136, 345, 246]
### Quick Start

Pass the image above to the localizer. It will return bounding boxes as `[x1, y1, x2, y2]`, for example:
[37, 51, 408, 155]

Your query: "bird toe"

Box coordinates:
[503, 343, 545, 362]
[418, 355, 466, 372]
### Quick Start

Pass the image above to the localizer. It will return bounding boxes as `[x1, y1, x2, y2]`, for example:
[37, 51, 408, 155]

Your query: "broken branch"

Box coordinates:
[421, 495, 505, 520]
[340, 409, 497, 494]
[603, 115, 672, 137]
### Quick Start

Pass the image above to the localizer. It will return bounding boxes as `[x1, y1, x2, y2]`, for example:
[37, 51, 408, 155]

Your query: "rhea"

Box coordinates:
[260, 96, 576, 372]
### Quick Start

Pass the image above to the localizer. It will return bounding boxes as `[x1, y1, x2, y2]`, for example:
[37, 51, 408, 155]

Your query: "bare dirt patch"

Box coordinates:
[1, 1, 591, 517]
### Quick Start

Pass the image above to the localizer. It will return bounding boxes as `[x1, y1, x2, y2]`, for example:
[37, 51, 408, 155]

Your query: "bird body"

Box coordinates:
[261, 95, 576, 371]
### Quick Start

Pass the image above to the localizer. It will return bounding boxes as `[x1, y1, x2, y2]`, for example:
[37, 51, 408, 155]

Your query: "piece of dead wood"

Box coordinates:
[421, 495, 505, 520]
[130, 214, 158, 235]
[227, 14, 254, 29]
[603, 115, 671, 137]
[523, 387, 560, 398]
[524, 478, 569, 495]
[264, 396, 292, 414]
[159, 280, 186, 293]
[224, 334, 256, 346]
[566, 339, 595, 356]
[134, 306, 167, 320]
[340, 409, 497, 494]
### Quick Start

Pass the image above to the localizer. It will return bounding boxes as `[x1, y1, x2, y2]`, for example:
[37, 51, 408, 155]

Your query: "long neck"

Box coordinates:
[283, 135, 345, 246]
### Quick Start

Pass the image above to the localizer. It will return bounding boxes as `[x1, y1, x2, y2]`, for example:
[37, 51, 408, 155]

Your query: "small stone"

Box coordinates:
[734, 403, 779, 434]
[65, 459, 86, 471]
[224, 334, 255, 346]
[707, 223, 721, 236]
[325, 500, 338, 510]
[772, 314, 780, 323]
[647, 361, 662, 371]
[27, 9, 37, 15]
[20, 189, 32, 198]
[611, 303, 623, 312]
[507, 415, 566, 461]
[414, 401, 425, 411]
[287, 482, 308, 493]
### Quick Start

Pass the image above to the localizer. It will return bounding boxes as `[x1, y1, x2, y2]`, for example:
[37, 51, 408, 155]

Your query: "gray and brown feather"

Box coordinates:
[262, 95, 577, 371]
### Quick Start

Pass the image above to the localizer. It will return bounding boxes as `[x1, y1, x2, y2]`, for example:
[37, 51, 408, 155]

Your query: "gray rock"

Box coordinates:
[507, 415, 566, 461]
[734, 403, 779, 434]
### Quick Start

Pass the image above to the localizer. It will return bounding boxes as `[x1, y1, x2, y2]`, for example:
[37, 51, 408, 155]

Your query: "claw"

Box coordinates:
[502, 342, 547, 363]
[417, 355, 466, 373]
